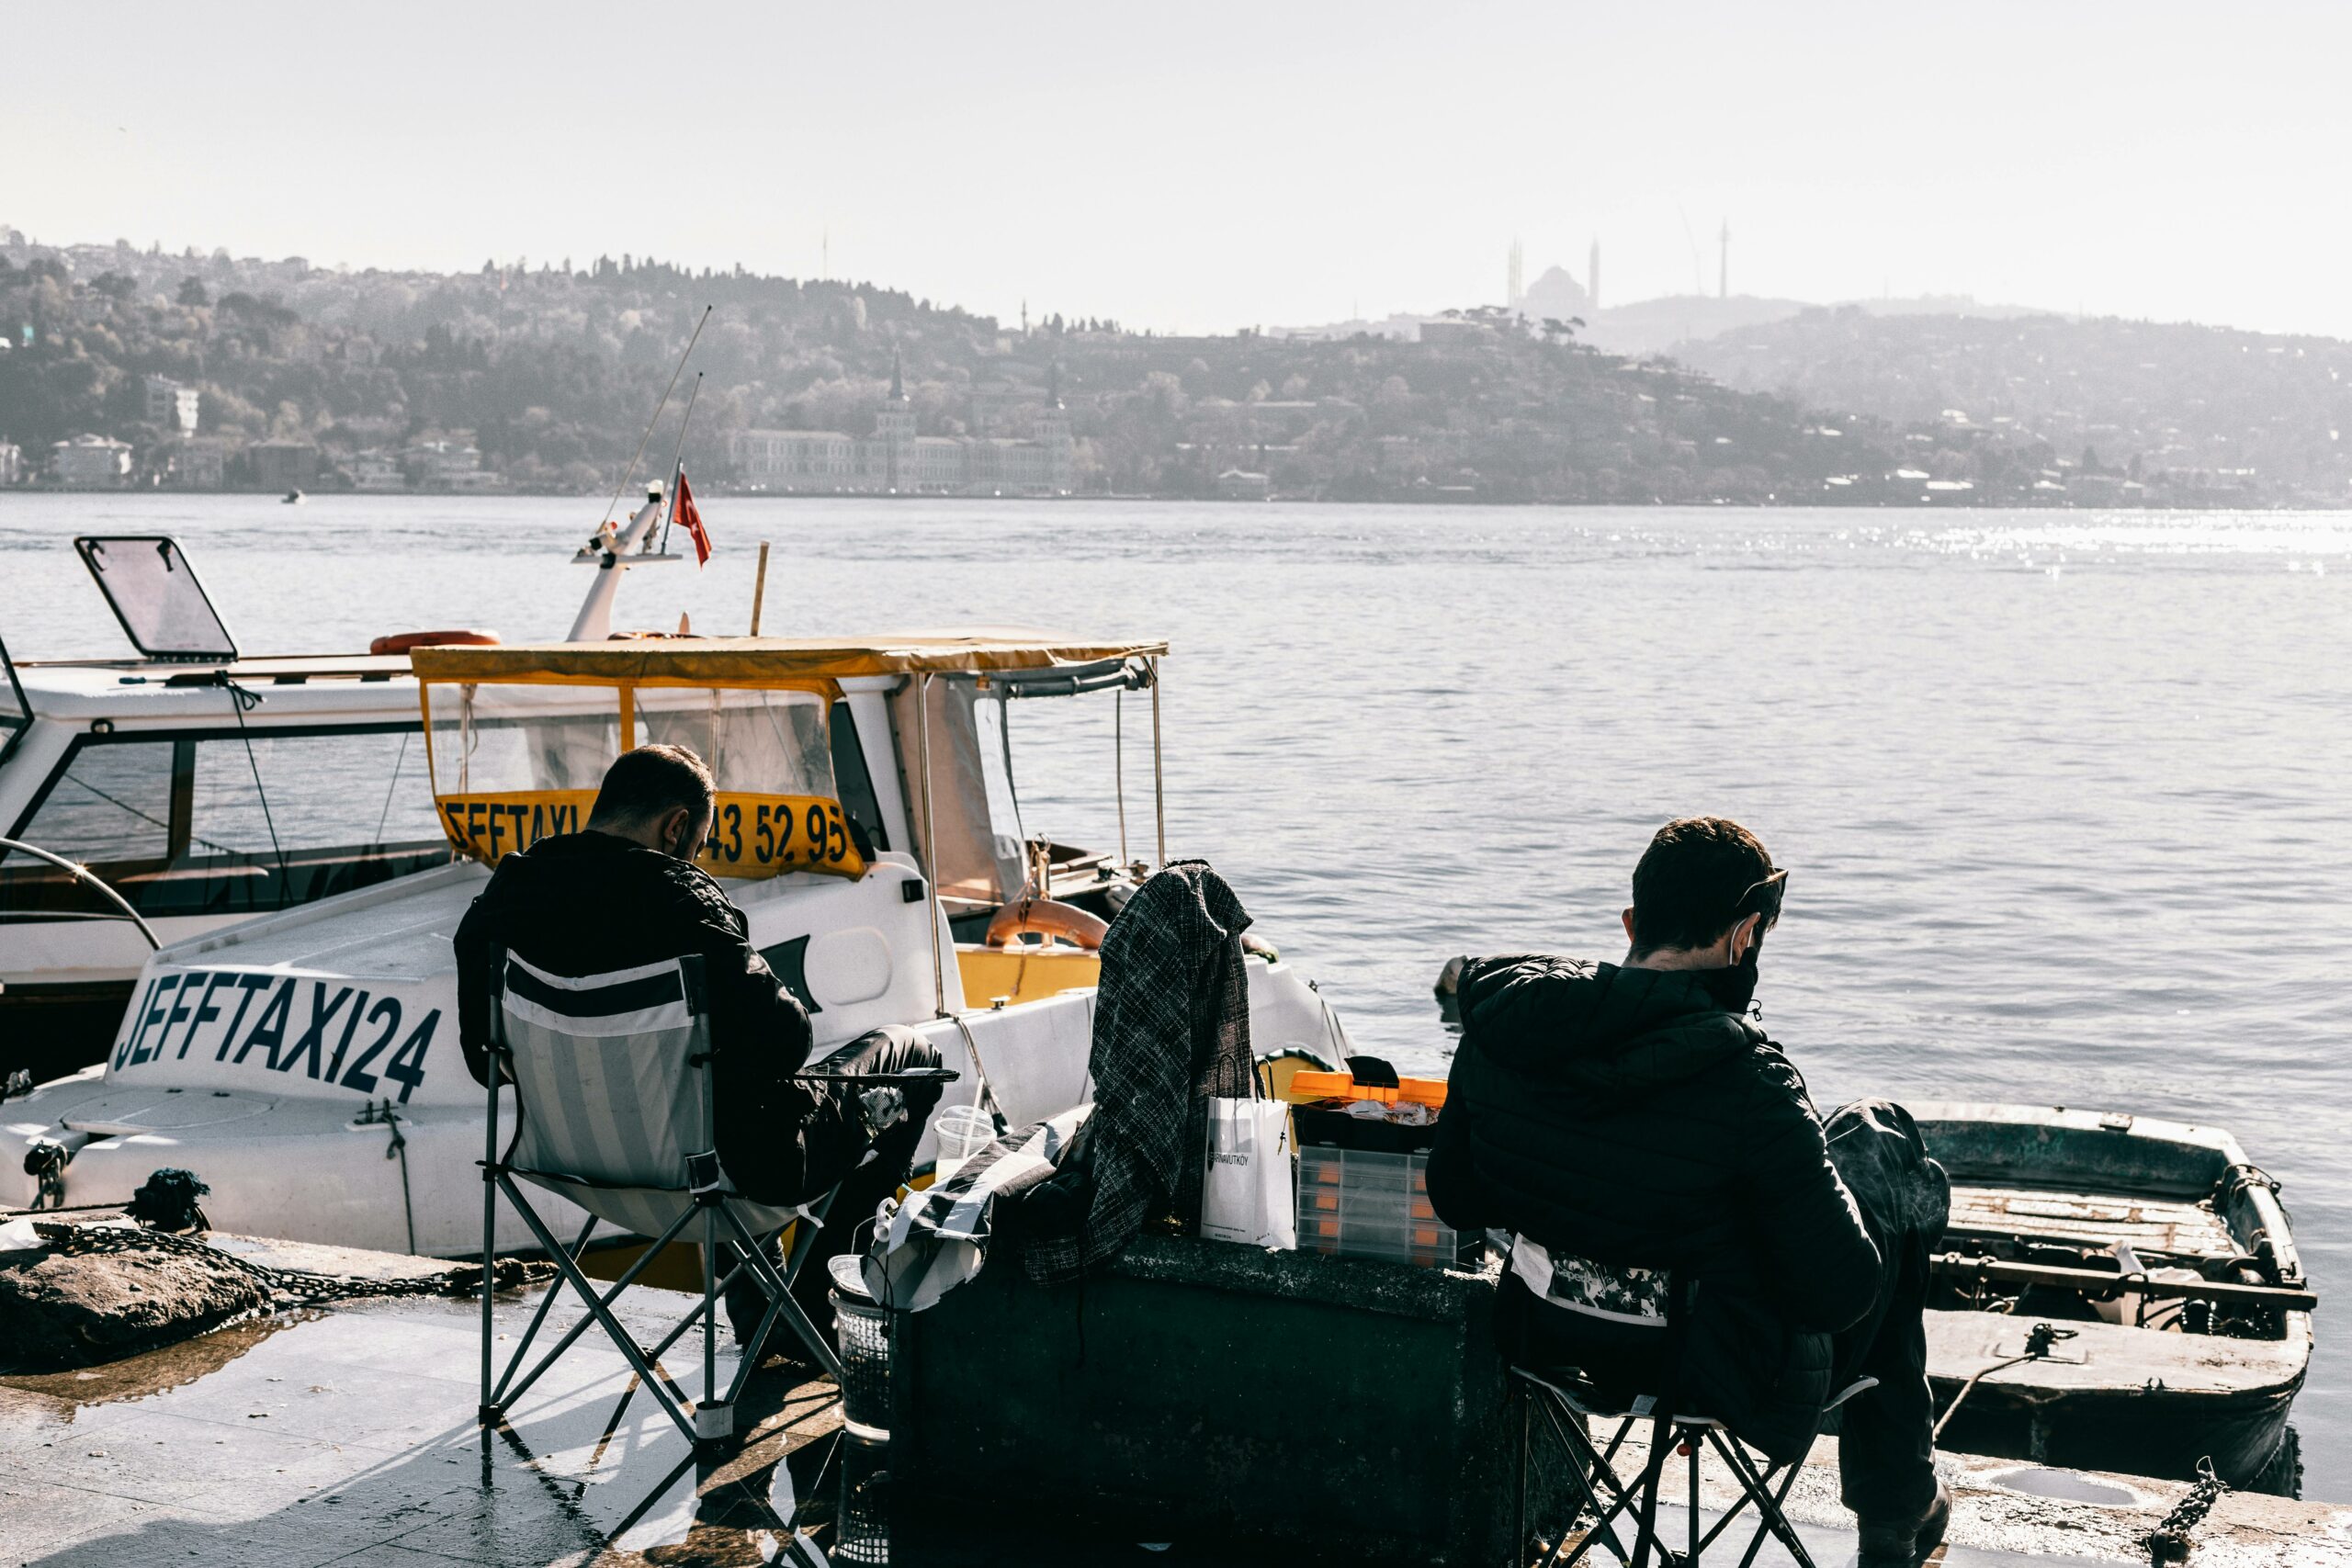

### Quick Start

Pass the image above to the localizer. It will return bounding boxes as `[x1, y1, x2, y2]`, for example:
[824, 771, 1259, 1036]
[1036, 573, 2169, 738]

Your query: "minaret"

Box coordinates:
[1035, 361, 1072, 494]
[878, 347, 915, 491]
[1507, 238, 1524, 311]
[1718, 220, 1730, 300]
[1589, 237, 1601, 312]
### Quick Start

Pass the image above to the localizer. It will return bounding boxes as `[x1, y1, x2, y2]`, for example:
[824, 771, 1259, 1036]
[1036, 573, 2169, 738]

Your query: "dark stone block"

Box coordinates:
[891, 1234, 1562, 1565]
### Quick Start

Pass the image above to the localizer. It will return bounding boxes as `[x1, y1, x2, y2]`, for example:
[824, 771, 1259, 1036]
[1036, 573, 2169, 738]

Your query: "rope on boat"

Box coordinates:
[1930, 1319, 2076, 1441]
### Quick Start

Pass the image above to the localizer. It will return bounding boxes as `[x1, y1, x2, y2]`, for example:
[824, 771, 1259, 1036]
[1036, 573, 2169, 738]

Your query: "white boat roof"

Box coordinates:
[9, 653, 419, 722]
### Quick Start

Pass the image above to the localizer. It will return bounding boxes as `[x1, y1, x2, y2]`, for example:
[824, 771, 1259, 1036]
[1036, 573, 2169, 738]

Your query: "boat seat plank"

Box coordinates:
[1947, 1183, 2237, 1259]
[1925, 1311, 2306, 1396]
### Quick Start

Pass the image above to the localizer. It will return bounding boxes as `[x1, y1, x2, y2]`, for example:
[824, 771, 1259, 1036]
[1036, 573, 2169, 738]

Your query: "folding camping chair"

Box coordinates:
[1511, 1365, 1877, 1568]
[474, 948, 955, 1449]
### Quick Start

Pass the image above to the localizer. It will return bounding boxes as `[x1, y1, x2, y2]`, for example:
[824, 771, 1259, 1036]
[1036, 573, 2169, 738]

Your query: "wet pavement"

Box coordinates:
[2, 1252, 2347, 1565]
[0, 1287, 847, 1566]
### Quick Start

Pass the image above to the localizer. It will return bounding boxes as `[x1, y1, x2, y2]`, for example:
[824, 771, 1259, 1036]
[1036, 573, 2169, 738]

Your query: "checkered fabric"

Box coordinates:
[1020, 860, 1254, 1283]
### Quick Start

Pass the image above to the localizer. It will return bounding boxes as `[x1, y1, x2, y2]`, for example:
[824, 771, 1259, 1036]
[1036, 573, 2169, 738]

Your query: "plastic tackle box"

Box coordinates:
[1295, 1145, 1474, 1269]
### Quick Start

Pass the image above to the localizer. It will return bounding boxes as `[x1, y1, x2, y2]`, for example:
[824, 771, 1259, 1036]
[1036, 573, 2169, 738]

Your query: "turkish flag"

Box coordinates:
[673, 467, 712, 566]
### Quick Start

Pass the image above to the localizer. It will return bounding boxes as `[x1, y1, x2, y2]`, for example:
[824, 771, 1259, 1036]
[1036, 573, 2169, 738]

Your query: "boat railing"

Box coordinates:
[0, 836, 159, 950]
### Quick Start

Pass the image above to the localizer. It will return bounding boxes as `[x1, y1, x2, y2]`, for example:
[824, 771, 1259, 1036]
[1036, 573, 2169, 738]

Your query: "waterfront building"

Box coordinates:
[143, 375, 201, 436]
[351, 448, 404, 491]
[402, 439, 497, 491]
[51, 434, 132, 485]
[1216, 468, 1272, 500]
[248, 440, 319, 491]
[729, 356, 1073, 496]
[0, 442, 19, 485]
[169, 437, 232, 488]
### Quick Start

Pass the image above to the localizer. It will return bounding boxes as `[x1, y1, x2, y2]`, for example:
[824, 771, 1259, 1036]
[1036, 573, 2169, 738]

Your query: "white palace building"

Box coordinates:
[729, 357, 1073, 496]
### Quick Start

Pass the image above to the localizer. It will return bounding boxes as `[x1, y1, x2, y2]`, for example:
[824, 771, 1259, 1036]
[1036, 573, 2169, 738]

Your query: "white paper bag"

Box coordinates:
[1200, 1097, 1297, 1250]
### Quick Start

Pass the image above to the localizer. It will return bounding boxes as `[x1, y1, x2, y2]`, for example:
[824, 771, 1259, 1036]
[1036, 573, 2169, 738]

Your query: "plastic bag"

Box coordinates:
[1200, 1097, 1297, 1250]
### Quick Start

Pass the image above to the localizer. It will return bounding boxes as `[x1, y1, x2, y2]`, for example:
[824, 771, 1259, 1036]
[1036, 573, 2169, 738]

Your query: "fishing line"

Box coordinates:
[596, 305, 712, 533]
[375, 729, 411, 843]
[657, 372, 705, 558]
[218, 676, 290, 904]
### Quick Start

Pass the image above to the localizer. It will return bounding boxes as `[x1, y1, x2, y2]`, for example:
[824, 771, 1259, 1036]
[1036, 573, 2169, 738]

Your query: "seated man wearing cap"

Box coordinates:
[453, 743, 945, 1342]
[1429, 817, 1951, 1568]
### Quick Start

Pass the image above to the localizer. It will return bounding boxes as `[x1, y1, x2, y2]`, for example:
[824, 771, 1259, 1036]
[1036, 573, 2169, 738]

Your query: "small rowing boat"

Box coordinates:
[1917, 1102, 2311, 1495]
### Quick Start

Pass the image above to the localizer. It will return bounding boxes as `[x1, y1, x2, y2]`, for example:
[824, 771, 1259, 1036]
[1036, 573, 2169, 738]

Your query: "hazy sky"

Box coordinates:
[12, 2, 2352, 337]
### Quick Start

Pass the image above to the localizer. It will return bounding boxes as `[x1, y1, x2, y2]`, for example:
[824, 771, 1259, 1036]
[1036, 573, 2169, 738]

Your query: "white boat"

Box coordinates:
[0, 494, 688, 1086]
[2, 626, 1353, 1256]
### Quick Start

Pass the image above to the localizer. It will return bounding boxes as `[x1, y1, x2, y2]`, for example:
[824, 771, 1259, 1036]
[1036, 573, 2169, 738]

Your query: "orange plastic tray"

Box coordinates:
[1287, 1069, 1448, 1108]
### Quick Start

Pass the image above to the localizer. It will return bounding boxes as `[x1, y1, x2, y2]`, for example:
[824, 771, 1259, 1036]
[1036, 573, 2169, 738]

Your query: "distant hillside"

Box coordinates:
[1580, 293, 2049, 357]
[0, 234, 1905, 504]
[0, 235, 1011, 491]
[6, 232, 2346, 506]
[1673, 306, 2352, 505]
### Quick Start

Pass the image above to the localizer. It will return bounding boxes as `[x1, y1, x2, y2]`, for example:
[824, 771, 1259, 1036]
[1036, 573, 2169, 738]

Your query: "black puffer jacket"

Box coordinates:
[1427, 954, 1881, 1460]
[453, 830, 820, 1204]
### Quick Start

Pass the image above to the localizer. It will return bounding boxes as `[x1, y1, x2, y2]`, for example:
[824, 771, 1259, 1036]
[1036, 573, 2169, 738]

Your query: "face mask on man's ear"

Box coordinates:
[1704, 931, 1765, 1016]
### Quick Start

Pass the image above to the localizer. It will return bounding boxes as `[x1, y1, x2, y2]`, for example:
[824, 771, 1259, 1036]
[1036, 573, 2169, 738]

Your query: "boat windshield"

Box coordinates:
[0, 630, 25, 762]
[421, 679, 865, 880]
[0, 727, 449, 919]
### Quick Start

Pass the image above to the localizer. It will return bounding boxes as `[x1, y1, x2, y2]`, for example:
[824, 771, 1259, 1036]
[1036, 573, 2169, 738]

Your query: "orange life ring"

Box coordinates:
[984, 897, 1109, 952]
[370, 629, 501, 655]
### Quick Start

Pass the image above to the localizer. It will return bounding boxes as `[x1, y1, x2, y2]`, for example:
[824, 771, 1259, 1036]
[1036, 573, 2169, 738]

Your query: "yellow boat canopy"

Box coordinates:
[407, 631, 1169, 687]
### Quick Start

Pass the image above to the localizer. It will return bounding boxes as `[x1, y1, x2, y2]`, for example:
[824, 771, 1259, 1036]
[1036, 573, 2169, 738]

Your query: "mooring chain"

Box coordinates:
[28, 1221, 551, 1305]
[2144, 1457, 2227, 1566]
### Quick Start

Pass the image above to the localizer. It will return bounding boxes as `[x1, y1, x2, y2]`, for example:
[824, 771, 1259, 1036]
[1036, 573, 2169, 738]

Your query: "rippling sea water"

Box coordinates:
[6, 495, 2348, 1493]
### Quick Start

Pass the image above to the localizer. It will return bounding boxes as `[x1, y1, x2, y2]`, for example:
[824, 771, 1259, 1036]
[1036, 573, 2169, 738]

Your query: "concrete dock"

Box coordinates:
[1, 1227, 2346, 1565]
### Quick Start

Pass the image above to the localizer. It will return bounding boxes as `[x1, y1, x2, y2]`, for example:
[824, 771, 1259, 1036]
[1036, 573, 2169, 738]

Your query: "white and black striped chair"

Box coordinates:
[475, 947, 952, 1450]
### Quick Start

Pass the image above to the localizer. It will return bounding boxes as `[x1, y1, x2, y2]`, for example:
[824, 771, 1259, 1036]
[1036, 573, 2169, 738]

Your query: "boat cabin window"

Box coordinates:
[828, 702, 888, 852]
[421, 680, 866, 880]
[2, 729, 449, 918]
[892, 678, 1022, 907]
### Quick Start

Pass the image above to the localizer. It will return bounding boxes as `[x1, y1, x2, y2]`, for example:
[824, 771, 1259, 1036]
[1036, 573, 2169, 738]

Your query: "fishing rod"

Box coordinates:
[596, 304, 712, 533]
[658, 372, 705, 557]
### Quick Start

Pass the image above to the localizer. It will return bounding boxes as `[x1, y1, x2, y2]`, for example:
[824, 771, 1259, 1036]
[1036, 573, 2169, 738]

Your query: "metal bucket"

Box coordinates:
[829, 1252, 891, 1441]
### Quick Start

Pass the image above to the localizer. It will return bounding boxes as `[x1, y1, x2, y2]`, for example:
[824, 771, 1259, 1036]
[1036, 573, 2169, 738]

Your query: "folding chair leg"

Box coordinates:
[718, 1203, 844, 1383]
[1515, 1383, 1529, 1565]
[483, 1213, 595, 1418]
[492, 1191, 699, 1415]
[496, 1175, 705, 1445]
[1708, 1428, 1816, 1568]
[1689, 1426, 1702, 1565]
[692, 1205, 731, 1445]
[1627, 1414, 1671, 1568]
[1530, 1400, 1637, 1568]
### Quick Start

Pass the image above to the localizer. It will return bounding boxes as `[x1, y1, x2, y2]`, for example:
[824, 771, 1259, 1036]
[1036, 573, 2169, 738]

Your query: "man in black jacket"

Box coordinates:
[1428, 818, 1951, 1568]
[454, 744, 943, 1339]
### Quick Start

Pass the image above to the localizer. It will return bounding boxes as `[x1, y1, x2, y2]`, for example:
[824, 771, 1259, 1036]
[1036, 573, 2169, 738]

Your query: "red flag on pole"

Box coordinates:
[673, 467, 712, 566]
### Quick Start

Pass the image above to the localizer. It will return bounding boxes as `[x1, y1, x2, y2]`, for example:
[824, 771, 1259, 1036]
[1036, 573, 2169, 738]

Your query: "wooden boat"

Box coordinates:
[1916, 1102, 2312, 1495]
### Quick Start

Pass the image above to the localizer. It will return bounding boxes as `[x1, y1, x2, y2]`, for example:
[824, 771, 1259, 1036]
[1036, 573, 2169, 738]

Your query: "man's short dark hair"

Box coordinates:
[588, 744, 715, 829]
[1629, 817, 1773, 957]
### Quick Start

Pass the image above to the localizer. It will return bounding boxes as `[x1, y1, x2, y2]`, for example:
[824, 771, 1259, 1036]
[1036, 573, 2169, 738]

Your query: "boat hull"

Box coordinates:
[1924, 1308, 2308, 1493]
[1913, 1102, 2312, 1495]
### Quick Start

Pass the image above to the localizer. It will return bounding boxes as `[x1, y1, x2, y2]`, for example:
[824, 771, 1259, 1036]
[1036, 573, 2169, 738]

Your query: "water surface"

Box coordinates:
[6, 494, 2346, 1492]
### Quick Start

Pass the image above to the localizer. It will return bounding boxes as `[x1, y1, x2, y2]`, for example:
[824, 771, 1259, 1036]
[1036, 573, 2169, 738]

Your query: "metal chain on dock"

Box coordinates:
[29, 1221, 552, 1307]
[2144, 1457, 2226, 1565]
